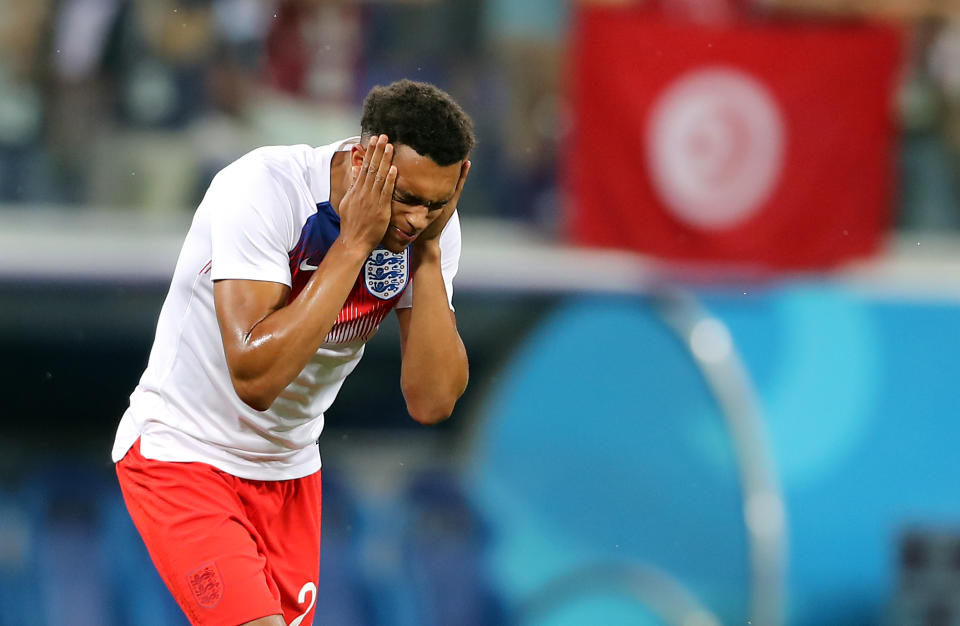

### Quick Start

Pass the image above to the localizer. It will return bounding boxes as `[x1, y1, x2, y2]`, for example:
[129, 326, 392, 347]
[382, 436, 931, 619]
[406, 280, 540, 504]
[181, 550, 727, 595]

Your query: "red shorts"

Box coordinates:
[116, 439, 322, 626]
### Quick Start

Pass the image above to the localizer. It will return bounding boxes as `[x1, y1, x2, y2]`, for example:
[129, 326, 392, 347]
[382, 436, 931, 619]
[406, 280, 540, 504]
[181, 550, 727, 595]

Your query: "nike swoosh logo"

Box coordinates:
[300, 259, 319, 271]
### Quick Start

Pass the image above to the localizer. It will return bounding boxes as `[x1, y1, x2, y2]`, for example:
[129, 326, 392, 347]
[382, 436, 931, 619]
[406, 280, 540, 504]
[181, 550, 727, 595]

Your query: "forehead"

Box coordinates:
[391, 144, 461, 201]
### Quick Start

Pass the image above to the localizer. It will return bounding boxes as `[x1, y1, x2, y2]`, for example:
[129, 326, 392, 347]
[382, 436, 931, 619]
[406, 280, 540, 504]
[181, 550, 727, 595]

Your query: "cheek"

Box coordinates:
[388, 201, 403, 221]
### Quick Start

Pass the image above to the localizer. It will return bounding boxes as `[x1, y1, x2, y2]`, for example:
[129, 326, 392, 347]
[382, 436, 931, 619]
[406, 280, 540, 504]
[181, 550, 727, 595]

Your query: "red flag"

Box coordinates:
[567, 8, 902, 269]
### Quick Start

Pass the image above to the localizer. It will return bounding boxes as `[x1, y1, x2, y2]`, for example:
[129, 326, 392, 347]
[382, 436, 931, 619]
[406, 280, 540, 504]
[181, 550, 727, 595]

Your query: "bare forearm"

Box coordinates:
[222, 240, 367, 410]
[400, 245, 469, 424]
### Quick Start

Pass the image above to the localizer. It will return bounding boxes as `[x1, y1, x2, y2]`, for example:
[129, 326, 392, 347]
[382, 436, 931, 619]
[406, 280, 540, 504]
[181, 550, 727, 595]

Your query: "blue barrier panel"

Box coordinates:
[468, 284, 960, 625]
[468, 295, 747, 625]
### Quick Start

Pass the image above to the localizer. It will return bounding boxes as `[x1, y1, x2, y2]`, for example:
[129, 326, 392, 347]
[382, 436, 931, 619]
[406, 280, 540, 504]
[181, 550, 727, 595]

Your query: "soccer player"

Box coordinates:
[112, 79, 474, 626]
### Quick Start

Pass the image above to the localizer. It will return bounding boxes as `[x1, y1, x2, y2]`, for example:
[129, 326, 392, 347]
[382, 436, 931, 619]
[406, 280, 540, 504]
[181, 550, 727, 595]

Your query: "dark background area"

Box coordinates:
[0, 283, 556, 464]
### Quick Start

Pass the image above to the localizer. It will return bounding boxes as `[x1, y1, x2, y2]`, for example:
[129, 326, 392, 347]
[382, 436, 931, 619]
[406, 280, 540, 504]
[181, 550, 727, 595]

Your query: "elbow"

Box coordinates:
[407, 402, 455, 426]
[401, 365, 468, 425]
[241, 395, 275, 413]
[232, 378, 278, 412]
[403, 387, 463, 426]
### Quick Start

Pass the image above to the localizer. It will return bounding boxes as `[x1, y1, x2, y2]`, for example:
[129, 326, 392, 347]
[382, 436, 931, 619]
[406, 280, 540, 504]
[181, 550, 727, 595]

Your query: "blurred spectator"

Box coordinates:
[118, 0, 215, 129]
[926, 18, 960, 228]
[898, 20, 960, 230]
[0, 0, 52, 202]
[86, 0, 364, 212]
[46, 0, 125, 204]
[266, 0, 362, 104]
[481, 0, 570, 228]
[84, 0, 219, 211]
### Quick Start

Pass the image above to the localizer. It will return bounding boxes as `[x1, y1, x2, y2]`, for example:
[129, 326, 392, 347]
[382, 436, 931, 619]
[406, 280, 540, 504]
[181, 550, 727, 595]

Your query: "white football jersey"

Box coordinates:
[112, 138, 461, 480]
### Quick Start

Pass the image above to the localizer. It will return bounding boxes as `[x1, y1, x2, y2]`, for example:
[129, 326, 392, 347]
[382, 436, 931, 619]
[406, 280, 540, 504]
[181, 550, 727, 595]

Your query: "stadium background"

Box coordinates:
[2, 0, 960, 624]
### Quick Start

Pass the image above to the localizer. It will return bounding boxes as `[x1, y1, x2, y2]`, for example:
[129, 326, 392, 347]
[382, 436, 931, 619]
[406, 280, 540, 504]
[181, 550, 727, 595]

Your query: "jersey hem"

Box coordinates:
[112, 412, 323, 482]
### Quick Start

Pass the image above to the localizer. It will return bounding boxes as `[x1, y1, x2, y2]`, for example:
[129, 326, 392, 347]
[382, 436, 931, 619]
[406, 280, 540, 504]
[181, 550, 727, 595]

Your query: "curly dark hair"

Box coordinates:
[360, 79, 475, 166]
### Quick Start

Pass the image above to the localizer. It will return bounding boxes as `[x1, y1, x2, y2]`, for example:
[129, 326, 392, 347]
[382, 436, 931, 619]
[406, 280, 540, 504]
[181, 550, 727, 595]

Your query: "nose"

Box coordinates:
[405, 206, 430, 232]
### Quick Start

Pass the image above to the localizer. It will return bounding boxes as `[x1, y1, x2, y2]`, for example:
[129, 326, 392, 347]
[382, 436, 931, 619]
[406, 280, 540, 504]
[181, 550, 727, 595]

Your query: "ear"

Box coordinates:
[350, 143, 366, 179]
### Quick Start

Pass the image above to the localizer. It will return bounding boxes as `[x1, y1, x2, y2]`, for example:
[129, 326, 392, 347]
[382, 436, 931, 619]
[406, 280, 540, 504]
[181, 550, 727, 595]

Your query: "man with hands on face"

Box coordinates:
[112, 79, 475, 626]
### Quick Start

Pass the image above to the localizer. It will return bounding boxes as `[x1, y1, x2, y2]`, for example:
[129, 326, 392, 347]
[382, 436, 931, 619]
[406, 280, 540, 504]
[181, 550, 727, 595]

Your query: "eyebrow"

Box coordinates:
[393, 188, 454, 211]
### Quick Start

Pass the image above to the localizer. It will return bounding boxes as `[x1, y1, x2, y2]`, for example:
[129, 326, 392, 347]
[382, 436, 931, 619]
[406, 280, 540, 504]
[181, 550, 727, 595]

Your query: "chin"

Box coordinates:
[381, 238, 408, 254]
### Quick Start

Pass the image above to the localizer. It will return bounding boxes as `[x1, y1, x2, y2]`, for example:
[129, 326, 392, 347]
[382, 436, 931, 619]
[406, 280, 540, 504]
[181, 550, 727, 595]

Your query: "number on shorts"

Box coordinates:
[289, 582, 317, 626]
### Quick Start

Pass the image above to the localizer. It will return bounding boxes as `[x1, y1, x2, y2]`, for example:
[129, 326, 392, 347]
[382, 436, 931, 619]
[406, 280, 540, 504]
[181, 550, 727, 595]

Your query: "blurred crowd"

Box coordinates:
[0, 0, 568, 226]
[1, 0, 960, 230]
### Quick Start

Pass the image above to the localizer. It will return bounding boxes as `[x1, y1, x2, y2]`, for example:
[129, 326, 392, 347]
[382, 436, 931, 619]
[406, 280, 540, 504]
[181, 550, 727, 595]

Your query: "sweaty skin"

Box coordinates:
[395, 159, 470, 424]
[213, 135, 470, 423]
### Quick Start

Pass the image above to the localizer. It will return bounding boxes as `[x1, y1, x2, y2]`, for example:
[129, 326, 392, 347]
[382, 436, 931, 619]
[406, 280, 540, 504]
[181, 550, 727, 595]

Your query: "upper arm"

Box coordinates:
[206, 159, 298, 366]
[214, 279, 291, 368]
[208, 161, 295, 286]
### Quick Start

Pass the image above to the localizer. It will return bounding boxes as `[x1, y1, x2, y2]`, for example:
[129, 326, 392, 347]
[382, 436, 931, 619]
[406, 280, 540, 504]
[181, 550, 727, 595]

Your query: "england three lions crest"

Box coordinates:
[364, 248, 409, 300]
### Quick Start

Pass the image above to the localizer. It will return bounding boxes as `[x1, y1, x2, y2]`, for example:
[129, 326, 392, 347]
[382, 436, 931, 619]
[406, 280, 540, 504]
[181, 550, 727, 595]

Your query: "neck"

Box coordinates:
[329, 151, 351, 215]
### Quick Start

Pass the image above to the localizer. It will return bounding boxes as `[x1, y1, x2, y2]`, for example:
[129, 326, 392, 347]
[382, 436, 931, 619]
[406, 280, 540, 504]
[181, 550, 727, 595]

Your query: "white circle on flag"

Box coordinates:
[646, 67, 786, 230]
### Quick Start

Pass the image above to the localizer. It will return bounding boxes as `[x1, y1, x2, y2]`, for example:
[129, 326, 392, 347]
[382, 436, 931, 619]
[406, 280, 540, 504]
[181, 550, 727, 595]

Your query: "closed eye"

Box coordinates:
[393, 191, 448, 212]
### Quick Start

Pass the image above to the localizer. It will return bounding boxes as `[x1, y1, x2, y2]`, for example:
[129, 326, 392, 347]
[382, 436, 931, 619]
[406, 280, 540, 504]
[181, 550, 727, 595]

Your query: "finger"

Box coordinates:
[458, 160, 471, 192]
[379, 164, 398, 206]
[448, 160, 471, 207]
[356, 135, 378, 186]
[365, 135, 388, 187]
[372, 143, 394, 191]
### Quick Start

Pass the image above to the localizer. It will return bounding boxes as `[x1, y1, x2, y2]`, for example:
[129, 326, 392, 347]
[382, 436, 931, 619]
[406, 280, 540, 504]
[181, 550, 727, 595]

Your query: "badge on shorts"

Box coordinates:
[364, 248, 409, 300]
[187, 561, 223, 608]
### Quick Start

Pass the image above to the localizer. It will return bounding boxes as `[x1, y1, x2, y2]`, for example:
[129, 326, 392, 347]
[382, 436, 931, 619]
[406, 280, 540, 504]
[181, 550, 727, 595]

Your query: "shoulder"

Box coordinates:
[209, 145, 318, 209]
[439, 210, 462, 249]
[218, 145, 312, 186]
